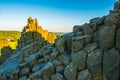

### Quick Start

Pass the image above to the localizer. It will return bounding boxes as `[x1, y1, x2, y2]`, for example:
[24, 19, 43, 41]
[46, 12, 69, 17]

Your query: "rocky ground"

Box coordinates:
[0, 0, 120, 80]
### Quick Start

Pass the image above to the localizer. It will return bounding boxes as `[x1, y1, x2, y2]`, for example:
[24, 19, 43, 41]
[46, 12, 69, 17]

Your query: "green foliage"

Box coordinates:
[0, 31, 21, 41]
[0, 31, 21, 51]
[53, 32, 63, 38]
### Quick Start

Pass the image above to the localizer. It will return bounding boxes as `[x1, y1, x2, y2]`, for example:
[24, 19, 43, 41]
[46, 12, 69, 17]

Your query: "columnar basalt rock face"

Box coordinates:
[103, 48, 119, 80]
[77, 69, 92, 80]
[17, 32, 46, 49]
[71, 50, 87, 71]
[64, 63, 77, 80]
[87, 49, 103, 77]
[0, 0, 120, 80]
[98, 25, 116, 50]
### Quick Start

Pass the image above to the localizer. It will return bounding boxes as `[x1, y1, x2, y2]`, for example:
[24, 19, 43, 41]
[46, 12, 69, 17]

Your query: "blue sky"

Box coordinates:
[0, 0, 117, 32]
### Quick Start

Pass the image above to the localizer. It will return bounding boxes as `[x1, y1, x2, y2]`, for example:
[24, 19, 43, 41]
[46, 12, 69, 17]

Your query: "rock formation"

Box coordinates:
[0, 0, 120, 80]
[17, 17, 60, 50]
[23, 17, 57, 44]
[0, 46, 13, 64]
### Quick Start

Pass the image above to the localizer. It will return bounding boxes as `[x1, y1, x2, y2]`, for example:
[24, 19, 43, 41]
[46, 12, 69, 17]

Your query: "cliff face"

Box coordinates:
[0, 1, 120, 80]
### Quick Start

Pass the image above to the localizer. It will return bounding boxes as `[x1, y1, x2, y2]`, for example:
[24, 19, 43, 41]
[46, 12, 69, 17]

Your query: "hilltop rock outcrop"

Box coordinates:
[23, 17, 57, 43]
[0, 0, 120, 80]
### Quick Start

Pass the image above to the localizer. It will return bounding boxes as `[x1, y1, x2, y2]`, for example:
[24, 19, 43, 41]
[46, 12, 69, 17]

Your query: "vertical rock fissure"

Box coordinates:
[101, 51, 104, 80]
[84, 50, 88, 69]
[114, 25, 117, 47]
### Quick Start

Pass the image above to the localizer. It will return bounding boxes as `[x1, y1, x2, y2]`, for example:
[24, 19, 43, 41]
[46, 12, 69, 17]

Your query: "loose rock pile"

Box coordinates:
[0, 0, 120, 80]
